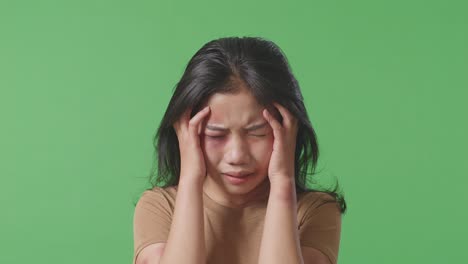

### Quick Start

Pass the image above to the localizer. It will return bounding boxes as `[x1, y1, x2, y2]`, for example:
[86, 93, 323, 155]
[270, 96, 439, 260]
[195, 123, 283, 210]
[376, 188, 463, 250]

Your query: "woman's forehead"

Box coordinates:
[205, 108, 265, 127]
[205, 89, 259, 106]
[197, 88, 281, 129]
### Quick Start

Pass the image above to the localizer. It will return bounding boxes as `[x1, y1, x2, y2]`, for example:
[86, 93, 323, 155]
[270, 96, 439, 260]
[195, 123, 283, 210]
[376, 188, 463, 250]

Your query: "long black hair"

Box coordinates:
[146, 36, 346, 214]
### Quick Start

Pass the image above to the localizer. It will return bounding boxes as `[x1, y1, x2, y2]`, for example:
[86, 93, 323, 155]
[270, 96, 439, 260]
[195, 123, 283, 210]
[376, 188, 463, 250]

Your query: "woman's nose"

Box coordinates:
[225, 136, 250, 165]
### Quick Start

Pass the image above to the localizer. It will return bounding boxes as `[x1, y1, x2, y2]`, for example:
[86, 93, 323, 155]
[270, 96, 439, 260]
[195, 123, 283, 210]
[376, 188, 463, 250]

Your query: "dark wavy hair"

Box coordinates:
[144, 36, 347, 214]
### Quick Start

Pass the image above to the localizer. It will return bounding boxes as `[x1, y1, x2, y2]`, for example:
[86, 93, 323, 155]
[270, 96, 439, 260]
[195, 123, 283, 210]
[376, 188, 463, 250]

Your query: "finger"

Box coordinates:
[182, 107, 193, 125]
[273, 102, 294, 129]
[188, 106, 211, 138]
[263, 108, 283, 140]
[173, 107, 192, 132]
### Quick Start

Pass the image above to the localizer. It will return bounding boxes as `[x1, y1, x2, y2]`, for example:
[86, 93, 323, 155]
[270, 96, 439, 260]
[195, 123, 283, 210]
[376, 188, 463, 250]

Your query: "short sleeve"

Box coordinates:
[298, 193, 342, 264]
[133, 188, 173, 264]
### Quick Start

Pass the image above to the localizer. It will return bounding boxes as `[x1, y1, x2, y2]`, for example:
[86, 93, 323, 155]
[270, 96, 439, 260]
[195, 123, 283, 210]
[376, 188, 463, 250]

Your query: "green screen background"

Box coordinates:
[1, 0, 467, 263]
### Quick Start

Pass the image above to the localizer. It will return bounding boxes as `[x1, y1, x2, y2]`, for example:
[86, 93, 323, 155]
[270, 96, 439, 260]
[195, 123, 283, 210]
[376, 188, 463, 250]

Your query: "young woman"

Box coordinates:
[133, 36, 347, 264]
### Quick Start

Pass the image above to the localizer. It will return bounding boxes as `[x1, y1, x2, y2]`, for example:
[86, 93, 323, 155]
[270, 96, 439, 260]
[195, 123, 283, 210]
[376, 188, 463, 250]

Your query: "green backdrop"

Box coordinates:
[1, 0, 467, 263]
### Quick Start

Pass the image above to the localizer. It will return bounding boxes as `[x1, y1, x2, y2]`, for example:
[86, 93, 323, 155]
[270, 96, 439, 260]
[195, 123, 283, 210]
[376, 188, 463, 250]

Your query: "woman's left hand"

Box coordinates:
[263, 102, 299, 187]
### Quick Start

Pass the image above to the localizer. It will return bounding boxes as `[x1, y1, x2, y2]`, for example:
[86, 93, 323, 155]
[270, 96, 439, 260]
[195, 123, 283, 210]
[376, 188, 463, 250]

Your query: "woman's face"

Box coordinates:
[199, 88, 274, 206]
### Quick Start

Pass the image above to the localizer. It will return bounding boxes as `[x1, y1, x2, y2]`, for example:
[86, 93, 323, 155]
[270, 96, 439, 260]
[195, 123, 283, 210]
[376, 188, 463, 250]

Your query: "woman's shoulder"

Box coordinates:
[297, 190, 340, 211]
[148, 185, 177, 194]
[138, 185, 178, 207]
[143, 185, 177, 195]
[296, 190, 341, 227]
[298, 190, 336, 200]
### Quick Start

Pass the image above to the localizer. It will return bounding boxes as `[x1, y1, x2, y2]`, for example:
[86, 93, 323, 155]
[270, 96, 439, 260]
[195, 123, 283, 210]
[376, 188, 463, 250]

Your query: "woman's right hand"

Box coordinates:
[172, 106, 211, 183]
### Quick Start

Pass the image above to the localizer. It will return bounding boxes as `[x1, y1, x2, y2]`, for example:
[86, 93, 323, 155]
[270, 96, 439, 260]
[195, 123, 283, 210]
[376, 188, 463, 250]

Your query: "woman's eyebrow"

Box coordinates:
[206, 122, 268, 132]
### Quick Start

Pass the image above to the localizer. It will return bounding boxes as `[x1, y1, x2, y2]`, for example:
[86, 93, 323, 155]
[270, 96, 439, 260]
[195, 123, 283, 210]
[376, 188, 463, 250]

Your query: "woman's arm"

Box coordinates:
[257, 179, 304, 264]
[159, 178, 206, 264]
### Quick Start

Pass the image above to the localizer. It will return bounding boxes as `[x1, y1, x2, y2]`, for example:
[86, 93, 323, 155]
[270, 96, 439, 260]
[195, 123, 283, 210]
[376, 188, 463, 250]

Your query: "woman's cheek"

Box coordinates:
[202, 138, 225, 163]
[261, 138, 274, 155]
[263, 133, 274, 148]
[202, 136, 224, 149]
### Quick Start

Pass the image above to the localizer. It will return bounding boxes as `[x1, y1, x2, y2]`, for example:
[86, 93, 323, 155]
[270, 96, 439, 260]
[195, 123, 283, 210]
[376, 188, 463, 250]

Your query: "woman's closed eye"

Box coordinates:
[206, 135, 224, 139]
[251, 134, 266, 137]
[206, 134, 266, 139]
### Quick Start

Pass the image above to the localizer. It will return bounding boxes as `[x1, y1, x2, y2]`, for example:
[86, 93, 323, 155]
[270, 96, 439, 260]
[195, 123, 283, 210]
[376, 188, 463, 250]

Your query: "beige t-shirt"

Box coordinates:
[133, 186, 342, 264]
